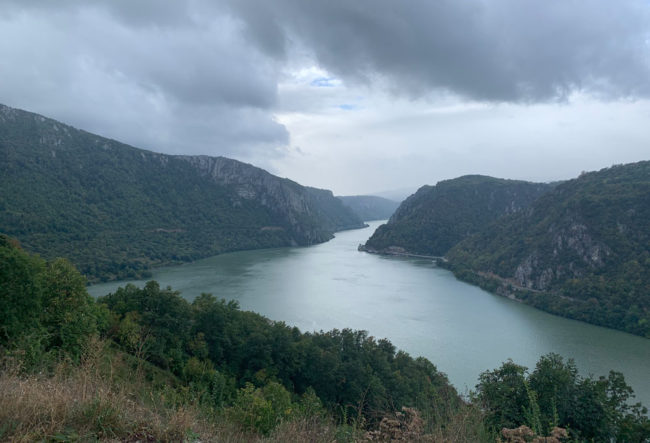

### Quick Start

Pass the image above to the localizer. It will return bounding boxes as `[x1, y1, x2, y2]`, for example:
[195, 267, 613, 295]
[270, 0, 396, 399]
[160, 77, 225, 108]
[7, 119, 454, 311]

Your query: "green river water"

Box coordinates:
[89, 221, 650, 405]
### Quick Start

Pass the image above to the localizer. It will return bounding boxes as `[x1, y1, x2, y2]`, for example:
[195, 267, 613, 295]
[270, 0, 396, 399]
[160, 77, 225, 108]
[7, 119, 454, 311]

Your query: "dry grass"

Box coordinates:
[426, 404, 492, 443]
[0, 339, 224, 442]
[265, 417, 340, 443]
[0, 339, 489, 442]
[0, 340, 343, 442]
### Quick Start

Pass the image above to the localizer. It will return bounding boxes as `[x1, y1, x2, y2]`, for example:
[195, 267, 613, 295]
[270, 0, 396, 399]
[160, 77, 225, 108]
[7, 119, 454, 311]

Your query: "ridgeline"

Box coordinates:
[0, 104, 364, 282]
[447, 162, 650, 337]
[363, 175, 552, 256]
[360, 163, 650, 338]
[337, 195, 400, 221]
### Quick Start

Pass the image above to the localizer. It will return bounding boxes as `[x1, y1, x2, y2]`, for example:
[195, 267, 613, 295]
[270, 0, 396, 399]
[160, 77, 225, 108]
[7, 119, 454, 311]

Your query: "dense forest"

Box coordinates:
[359, 163, 650, 338]
[363, 175, 552, 256]
[446, 162, 650, 338]
[0, 103, 364, 283]
[2, 235, 648, 441]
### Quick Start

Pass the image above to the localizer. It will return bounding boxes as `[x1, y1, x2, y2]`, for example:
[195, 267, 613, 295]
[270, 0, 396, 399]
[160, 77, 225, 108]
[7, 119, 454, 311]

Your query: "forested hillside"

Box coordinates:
[337, 195, 400, 221]
[446, 162, 650, 337]
[2, 235, 648, 441]
[0, 104, 363, 282]
[363, 175, 551, 256]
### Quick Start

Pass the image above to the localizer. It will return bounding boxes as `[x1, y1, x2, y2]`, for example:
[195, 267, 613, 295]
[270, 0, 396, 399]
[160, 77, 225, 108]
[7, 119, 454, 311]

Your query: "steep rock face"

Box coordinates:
[363, 175, 552, 256]
[180, 155, 364, 244]
[447, 162, 650, 337]
[511, 222, 612, 290]
[0, 103, 363, 281]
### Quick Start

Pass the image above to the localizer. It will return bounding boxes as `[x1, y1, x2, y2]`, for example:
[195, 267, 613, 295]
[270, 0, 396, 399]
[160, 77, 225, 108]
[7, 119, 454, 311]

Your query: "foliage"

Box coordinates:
[476, 353, 650, 441]
[227, 381, 296, 435]
[0, 236, 98, 363]
[0, 235, 44, 345]
[475, 359, 528, 431]
[99, 284, 460, 428]
[447, 161, 650, 337]
[364, 175, 551, 256]
[2, 237, 648, 441]
[0, 103, 363, 282]
[40, 258, 98, 360]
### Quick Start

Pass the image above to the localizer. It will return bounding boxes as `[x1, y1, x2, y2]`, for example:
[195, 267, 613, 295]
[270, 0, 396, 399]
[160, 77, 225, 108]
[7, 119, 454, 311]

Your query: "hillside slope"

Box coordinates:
[446, 162, 650, 337]
[363, 175, 552, 256]
[0, 104, 363, 281]
[337, 195, 400, 221]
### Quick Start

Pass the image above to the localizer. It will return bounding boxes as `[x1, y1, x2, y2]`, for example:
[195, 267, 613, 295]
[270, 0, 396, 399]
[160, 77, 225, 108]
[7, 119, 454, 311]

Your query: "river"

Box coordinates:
[89, 221, 650, 405]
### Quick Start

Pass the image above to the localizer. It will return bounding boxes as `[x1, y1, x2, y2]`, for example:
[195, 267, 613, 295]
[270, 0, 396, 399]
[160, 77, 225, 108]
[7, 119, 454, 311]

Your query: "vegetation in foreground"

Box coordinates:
[1, 234, 649, 441]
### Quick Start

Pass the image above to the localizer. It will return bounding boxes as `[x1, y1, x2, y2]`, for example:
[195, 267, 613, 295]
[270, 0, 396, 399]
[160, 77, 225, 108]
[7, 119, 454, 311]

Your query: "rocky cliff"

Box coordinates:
[180, 155, 364, 245]
[446, 162, 650, 337]
[0, 103, 363, 281]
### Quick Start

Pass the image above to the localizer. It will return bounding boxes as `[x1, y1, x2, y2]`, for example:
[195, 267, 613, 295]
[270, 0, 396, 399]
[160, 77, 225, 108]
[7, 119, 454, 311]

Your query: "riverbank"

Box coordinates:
[357, 243, 447, 262]
[88, 221, 650, 408]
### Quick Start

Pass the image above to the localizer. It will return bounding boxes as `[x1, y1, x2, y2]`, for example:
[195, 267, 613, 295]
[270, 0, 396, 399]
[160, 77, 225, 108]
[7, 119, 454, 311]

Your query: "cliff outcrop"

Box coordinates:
[0, 103, 363, 281]
[446, 162, 650, 337]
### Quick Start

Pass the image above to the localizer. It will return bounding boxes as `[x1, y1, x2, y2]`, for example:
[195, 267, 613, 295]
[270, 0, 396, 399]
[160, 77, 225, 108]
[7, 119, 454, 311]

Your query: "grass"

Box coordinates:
[0, 339, 345, 442]
[0, 340, 217, 442]
[0, 338, 489, 442]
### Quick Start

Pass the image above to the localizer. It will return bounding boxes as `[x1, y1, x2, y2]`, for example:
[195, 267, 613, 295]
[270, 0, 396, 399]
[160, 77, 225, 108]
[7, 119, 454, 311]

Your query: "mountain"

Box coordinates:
[446, 162, 650, 337]
[373, 186, 418, 202]
[362, 175, 552, 256]
[337, 195, 399, 221]
[0, 103, 364, 282]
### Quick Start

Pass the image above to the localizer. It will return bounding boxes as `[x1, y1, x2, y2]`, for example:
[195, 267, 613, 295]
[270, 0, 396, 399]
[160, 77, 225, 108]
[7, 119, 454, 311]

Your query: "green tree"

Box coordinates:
[475, 360, 529, 432]
[40, 258, 97, 360]
[0, 235, 45, 346]
[528, 353, 577, 433]
[99, 281, 192, 372]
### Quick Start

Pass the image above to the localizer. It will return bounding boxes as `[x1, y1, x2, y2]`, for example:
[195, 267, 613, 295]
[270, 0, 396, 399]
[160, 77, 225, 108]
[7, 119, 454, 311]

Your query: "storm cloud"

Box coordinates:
[227, 0, 650, 102]
[0, 0, 649, 191]
[0, 1, 287, 157]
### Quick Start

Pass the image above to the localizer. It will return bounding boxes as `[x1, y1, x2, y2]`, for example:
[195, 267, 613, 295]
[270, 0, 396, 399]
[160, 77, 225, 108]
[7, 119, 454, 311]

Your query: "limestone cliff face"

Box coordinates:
[445, 162, 650, 337]
[180, 155, 365, 245]
[512, 220, 612, 291]
[0, 102, 365, 281]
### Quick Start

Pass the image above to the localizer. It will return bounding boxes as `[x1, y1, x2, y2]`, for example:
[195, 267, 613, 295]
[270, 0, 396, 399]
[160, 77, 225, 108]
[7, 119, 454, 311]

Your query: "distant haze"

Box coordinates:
[1, 1, 649, 195]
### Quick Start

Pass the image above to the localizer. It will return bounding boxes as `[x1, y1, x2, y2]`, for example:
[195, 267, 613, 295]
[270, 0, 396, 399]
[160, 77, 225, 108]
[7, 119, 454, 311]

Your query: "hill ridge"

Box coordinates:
[0, 103, 364, 281]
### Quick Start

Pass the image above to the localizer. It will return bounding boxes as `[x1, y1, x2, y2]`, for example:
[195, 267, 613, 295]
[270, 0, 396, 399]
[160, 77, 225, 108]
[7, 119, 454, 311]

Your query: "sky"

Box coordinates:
[1, 0, 649, 197]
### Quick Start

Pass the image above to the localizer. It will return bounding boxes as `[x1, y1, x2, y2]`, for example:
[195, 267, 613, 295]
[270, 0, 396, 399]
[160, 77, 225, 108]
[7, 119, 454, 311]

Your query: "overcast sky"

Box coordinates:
[1, 1, 649, 197]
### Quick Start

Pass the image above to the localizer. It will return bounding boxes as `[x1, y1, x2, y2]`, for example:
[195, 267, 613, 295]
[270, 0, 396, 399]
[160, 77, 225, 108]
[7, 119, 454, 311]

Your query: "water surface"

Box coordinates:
[90, 221, 650, 404]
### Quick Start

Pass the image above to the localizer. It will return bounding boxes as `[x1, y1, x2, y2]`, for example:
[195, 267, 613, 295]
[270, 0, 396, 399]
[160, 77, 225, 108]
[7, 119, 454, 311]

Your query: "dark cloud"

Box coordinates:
[226, 0, 650, 102]
[0, 0, 649, 175]
[0, 0, 288, 157]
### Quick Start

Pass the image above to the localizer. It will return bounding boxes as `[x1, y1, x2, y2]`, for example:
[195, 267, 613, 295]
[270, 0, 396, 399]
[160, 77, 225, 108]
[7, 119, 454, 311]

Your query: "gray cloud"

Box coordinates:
[0, 0, 288, 157]
[1, 0, 649, 193]
[226, 0, 650, 102]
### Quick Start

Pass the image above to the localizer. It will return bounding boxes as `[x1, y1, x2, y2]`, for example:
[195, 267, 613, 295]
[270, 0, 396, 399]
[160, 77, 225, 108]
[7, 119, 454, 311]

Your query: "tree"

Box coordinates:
[476, 360, 529, 432]
[40, 258, 97, 360]
[0, 236, 45, 345]
[528, 353, 577, 433]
